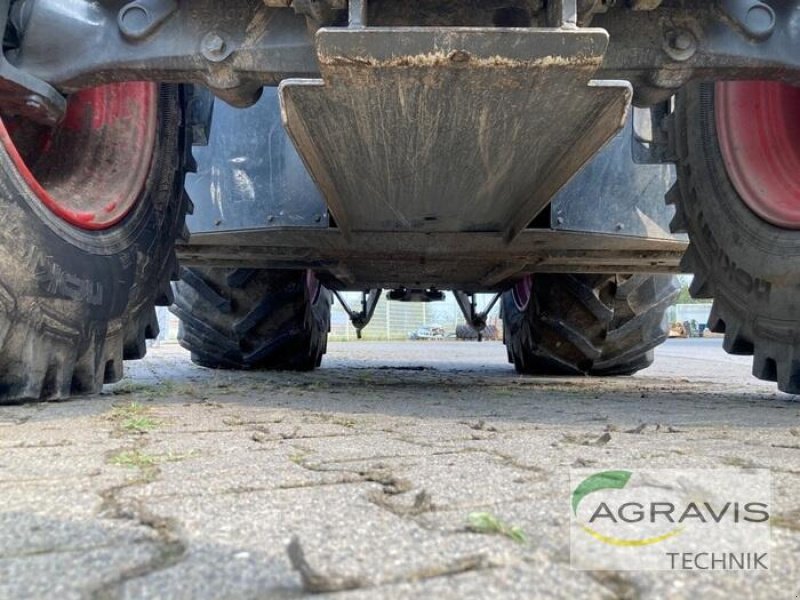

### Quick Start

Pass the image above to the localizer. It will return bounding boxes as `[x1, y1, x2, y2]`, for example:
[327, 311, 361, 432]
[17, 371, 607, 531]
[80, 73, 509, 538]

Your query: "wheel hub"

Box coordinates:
[715, 80, 800, 229]
[0, 82, 157, 230]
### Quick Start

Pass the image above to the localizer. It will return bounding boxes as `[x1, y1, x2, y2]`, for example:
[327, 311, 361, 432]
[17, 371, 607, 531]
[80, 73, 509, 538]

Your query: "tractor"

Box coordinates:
[0, 0, 798, 401]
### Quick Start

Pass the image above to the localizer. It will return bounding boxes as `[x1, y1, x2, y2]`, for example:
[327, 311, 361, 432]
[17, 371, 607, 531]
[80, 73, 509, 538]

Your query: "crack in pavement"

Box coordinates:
[87, 407, 190, 599]
[90, 477, 188, 600]
[368, 488, 434, 517]
[287, 536, 506, 594]
[586, 570, 641, 600]
[289, 451, 414, 496]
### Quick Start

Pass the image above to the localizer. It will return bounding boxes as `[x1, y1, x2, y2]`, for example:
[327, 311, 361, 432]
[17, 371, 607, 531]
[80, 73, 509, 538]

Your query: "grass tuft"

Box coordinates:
[467, 511, 527, 544]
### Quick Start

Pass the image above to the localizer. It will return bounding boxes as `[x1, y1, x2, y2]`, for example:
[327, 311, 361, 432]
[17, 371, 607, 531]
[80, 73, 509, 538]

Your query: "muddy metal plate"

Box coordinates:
[550, 115, 681, 240]
[279, 27, 631, 241]
[185, 88, 328, 233]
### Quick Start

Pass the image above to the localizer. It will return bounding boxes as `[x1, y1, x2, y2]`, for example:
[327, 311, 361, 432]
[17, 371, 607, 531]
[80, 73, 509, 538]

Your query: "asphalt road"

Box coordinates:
[1, 338, 799, 599]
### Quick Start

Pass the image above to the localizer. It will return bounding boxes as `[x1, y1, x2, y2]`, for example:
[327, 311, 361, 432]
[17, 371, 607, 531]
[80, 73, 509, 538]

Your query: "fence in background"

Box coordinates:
[330, 292, 502, 341]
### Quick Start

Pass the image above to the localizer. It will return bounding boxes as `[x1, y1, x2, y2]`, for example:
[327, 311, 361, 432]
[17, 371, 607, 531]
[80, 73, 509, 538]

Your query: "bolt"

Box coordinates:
[663, 29, 696, 62]
[205, 34, 224, 54]
[745, 5, 774, 37]
[25, 95, 43, 110]
[119, 5, 151, 37]
[673, 31, 694, 51]
[267, 215, 275, 223]
[201, 32, 228, 62]
[23, 94, 61, 125]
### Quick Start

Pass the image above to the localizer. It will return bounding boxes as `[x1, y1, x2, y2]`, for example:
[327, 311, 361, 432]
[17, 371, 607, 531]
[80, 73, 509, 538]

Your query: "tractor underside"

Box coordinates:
[1, 0, 797, 292]
[181, 87, 682, 292]
[5, 0, 800, 398]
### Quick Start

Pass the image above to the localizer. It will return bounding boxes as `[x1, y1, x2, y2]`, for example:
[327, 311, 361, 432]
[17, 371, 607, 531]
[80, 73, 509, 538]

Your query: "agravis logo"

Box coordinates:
[572, 470, 684, 547]
[569, 469, 771, 571]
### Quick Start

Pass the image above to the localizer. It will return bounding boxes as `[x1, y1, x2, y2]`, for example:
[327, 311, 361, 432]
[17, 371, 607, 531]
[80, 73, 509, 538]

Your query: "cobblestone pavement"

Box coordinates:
[1, 339, 798, 599]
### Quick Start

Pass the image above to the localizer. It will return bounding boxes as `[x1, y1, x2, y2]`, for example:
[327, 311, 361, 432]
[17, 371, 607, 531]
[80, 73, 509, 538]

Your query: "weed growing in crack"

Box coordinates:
[109, 450, 158, 469]
[289, 452, 308, 465]
[111, 401, 148, 419]
[108, 402, 162, 433]
[109, 449, 199, 469]
[467, 511, 527, 544]
[123, 416, 160, 433]
[109, 380, 204, 399]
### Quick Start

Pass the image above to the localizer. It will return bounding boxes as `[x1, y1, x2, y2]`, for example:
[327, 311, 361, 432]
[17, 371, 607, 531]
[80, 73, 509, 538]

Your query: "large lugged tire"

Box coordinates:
[171, 268, 332, 370]
[0, 84, 191, 403]
[502, 274, 679, 376]
[669, 81, 800, 393]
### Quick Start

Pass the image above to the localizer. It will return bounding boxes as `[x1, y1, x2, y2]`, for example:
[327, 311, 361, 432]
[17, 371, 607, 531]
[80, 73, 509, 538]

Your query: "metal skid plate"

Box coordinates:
[551, 115, 682, 240]
[186, 88, 329, 233]
[279, 27, 632, 240]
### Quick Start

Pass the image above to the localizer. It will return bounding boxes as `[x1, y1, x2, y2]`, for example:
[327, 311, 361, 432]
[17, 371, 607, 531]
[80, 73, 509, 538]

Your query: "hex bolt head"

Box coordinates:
[201, 32, 229, 62]
[205, 34, 224, 53]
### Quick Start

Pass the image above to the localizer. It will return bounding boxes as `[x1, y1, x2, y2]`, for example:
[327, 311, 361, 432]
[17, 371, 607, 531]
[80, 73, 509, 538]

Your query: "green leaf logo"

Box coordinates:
[572, 470, 632, 515]
[572, 470, 684, 546]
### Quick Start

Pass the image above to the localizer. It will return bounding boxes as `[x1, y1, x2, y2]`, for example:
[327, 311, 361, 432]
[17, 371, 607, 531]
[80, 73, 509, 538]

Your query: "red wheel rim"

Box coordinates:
[511, 275, 532, 311]
[715, 80, 800, 229]
[0, 82, 157, 230]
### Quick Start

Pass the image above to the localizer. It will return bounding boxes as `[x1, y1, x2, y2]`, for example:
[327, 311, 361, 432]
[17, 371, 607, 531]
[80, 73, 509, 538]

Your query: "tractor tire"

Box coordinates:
[502, 274, 679, 376]
[0, 84, 192, 403]
[669, 81, 800, 393]
[171, 268, 332, 370]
